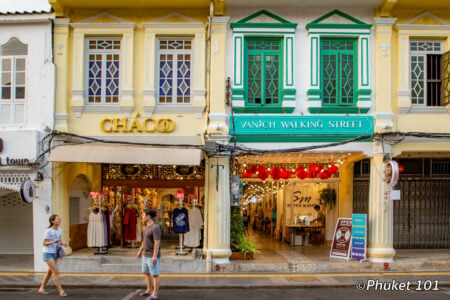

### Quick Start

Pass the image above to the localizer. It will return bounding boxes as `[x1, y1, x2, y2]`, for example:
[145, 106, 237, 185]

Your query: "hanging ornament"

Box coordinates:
[281, 167, 292, 180]
[398, 164, 405, 173]
[248, 165, 258, 174]
[270, 166, 282, 181]
[242, 170, 252, 178]
[257, 165, 267, 174]
[308, 171, 318, 178]
[296, 170, 308, 180]
[257, 170, 269, 181]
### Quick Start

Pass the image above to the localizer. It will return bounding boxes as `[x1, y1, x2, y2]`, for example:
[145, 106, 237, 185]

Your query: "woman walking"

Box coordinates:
[38, 214, 67, 297]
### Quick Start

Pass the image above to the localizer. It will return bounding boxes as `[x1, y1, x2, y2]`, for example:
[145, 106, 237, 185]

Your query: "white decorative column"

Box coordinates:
[367, 141, 395, 262]
[204, 157, 231, 264]
[367, 17, 397, 263]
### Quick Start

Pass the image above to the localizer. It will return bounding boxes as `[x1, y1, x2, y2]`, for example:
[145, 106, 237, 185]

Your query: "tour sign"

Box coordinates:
[385, 160, 399, 187]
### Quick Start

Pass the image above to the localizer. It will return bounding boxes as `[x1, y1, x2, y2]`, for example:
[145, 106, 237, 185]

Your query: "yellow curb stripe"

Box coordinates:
[1, 271, 450, 278]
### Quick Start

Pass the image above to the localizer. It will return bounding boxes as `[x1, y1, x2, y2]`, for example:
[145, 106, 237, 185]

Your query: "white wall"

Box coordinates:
[0, 14, 55, 272]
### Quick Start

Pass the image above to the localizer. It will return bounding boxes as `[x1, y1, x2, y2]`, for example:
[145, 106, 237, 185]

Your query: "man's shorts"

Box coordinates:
[142, 256, 160, 276]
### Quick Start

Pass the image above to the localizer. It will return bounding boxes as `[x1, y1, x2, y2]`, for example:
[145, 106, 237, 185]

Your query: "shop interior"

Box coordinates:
[69, 164, 205, 256]
[235, 152, 362, 250]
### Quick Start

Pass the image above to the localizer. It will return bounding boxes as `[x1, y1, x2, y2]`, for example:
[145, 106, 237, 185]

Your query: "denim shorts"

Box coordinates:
[43, 252, 57, 262]
[141, 256, 160, 275]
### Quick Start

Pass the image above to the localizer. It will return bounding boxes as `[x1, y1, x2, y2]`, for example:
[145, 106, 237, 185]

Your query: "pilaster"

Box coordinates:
[204, 157, 231, 266]
[54, 18, 70, 131]
[367, 140, 396, 262]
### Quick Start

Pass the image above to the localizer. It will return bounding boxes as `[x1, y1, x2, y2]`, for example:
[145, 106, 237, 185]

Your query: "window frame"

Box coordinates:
[306, 10, 372, 114]
[156, 37, 193, 105]
[320, 38, 358, 107]
[85, 37, 122, 105]
[409, 40, 443, 107]
[244, 37, 283, 108]
[230, 10, 297, 114]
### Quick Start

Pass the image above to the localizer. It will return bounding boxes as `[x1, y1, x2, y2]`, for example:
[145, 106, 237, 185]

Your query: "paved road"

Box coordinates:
[1, 286, 450, 300]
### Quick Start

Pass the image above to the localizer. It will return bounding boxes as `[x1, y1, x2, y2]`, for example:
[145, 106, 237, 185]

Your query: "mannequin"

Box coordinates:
[172, 197, 189, 255]
[184, 199, 203, 248]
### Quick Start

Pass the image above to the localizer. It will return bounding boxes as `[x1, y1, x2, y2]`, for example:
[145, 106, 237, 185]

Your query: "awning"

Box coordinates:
[48, 143, 202, 166]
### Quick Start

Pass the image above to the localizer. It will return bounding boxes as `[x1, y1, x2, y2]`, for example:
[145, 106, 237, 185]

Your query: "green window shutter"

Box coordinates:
[321, 39, 356, 107]
[245, 38, 282, 107]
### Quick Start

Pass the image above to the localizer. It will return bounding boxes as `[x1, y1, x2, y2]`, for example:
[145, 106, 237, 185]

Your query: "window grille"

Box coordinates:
[86, 38, 121, 104]
[410, 40, 443, 106]
[158, 39, 192, 104]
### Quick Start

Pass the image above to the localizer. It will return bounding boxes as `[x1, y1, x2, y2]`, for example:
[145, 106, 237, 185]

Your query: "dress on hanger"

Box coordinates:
[184, 207, 203, 247]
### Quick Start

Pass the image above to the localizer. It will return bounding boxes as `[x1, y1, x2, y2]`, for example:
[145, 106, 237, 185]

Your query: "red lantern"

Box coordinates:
[296, 170, 308, 180]
[257, 170, 269, 181]
[242, 170, 253, 178]
[309, 163, 317, 173]
[281, 167, 292, 180]
[257, 165, 267, 174]
[270, 166, 282, 181]
[331, 164, 339, 173]
[248, 165, 258, 174]
[308, 171, 318, 178]
[398, 164, 405, 173]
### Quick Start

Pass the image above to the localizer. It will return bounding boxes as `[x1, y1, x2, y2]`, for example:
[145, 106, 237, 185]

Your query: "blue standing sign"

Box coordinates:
[351, 214, 367, 260]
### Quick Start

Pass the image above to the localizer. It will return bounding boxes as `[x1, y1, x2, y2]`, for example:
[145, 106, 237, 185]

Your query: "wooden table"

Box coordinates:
[286, 224, 324, 247]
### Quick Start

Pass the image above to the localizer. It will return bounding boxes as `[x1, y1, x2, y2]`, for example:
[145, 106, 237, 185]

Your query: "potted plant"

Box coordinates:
[230, 206, 244, 251]
[319, 188, 337, 210]
[235, 236, 259, 260]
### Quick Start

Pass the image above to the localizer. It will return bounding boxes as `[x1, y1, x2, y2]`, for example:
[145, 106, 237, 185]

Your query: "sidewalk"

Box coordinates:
[0, 248, 450, 289]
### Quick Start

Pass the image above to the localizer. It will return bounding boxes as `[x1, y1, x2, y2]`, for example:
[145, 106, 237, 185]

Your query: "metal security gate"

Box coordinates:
[353, 177, 450, 248]
[394, 178, 450, 248]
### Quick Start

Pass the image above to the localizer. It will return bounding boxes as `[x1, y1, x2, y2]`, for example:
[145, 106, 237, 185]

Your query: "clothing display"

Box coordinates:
[184, 207, 203, 248]
[172, 207, 189, 233]
[123, 208, 137, 241]
[87, 210, 106, 248]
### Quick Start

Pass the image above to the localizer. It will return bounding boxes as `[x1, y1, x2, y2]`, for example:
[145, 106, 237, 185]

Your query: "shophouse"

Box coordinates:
[353, 0, 450, 250]
[221, 0, 395, 263]
[0, 10, 55, 271]
[46, 0, 233, 272]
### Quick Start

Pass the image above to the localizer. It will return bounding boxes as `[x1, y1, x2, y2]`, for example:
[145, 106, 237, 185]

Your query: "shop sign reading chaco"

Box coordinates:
[385, 160, 399, 187]
[100, 114, 175, 133]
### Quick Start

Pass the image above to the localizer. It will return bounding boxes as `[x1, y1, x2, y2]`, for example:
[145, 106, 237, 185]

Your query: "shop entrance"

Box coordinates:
[235, 152, 352, 251]
[82, 163, 205, 254]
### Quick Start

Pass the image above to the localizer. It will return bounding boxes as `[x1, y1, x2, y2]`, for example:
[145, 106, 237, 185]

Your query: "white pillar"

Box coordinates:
[204, 157, 231, 266]
[367, 140, 395, 262]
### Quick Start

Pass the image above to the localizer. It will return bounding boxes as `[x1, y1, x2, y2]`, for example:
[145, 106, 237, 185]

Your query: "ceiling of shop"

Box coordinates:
[236, 151, 366, 165]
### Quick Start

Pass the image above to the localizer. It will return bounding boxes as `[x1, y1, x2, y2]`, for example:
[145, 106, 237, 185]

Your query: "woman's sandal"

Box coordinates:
[38, 289, 50, 295]
[139, 292, 150, 296]
[59, 291, 68, 297]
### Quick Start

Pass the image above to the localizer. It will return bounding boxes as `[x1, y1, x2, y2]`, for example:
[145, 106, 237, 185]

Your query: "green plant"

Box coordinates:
[319, 188, 337, 210]
[230, 206, 244, 250]
[236, 236, 259, 260]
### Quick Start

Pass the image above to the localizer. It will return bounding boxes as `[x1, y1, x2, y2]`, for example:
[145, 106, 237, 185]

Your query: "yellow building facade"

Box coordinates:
[48, 0, 231, 264]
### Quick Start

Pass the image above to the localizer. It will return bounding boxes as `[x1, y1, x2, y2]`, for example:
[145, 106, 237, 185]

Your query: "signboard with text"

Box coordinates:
[351, 214, 367, 260]
[330, 218, 352, 260]
[230, 115, 374, 142]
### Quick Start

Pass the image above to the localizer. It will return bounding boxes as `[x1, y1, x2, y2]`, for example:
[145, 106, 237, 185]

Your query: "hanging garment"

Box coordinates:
[172, 207, 189, 233]
[87, 210, 106, 247]
[184, 207, 203, 247]
[123, 208, 137, 241]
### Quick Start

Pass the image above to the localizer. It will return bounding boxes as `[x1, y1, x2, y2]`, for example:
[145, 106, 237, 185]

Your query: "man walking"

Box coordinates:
[137, 209, 161, 300]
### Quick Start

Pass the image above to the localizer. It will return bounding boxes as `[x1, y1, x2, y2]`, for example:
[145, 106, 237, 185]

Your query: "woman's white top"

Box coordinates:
[42, 228, 62, 253]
